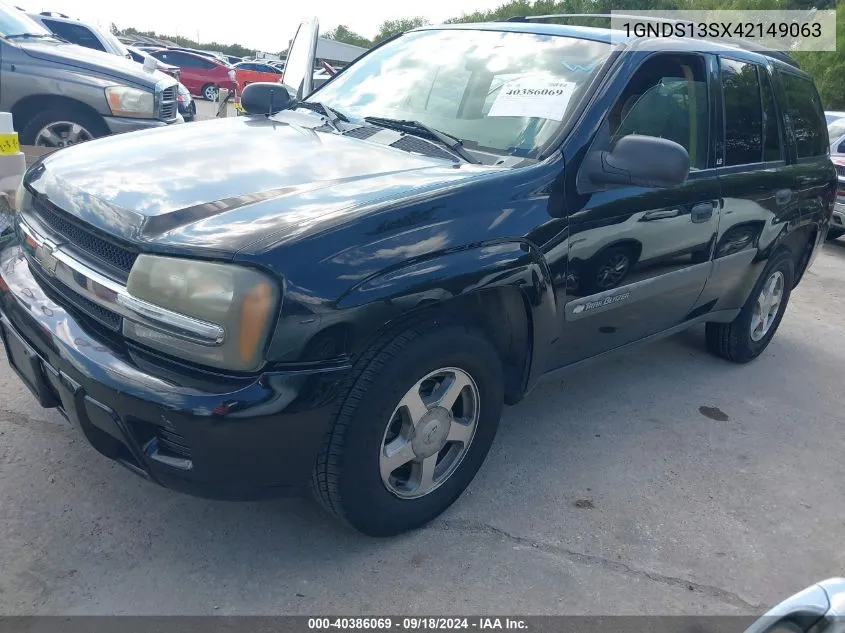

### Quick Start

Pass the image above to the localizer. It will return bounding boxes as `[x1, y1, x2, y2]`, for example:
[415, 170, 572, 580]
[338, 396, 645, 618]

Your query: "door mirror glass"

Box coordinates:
[283, 18, 319, 100]
[582, 134, 690, 189]
[240, 82, 293, 115]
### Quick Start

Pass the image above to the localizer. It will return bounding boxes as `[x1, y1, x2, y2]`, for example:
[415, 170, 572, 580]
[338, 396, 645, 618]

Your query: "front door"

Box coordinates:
[551, 51, 721, 368]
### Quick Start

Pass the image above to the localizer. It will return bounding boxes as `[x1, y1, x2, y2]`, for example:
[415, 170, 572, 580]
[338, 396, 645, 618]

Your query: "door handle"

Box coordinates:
[775, 188, 793, 206]
[642, 209, 680, 221]
[691, 202, 714, 223]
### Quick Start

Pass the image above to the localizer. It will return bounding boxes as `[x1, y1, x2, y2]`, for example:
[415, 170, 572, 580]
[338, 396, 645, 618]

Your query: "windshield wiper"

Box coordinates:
[7, 33, 61, 40]
[295, 101, 347, 133]
[363, 116, 480, 164]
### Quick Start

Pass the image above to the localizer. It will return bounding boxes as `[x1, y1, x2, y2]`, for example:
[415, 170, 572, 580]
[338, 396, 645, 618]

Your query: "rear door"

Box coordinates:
[697, 58, 791, 308]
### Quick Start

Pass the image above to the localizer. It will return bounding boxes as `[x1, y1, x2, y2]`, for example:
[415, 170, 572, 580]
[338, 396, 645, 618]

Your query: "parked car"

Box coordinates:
[0, 3, 180, 147]
[830, 156, 845, 240]
[27, 11, 131, 59]
[824, 110, 845, 125]
[176, 82, 195, 121]
[148, 48, 236, 100]
[233, 61, 282, 88]
[828, 118, 845, 153]
[0, 15, 835, 536]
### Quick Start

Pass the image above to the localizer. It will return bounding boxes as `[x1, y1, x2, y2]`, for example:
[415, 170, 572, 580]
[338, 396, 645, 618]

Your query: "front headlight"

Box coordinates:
[105, 86, 155, 118]
[120, 255, 280, 371]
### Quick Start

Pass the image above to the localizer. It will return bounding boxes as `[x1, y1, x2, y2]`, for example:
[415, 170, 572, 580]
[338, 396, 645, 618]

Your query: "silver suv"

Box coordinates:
[0, 3, 180, 148]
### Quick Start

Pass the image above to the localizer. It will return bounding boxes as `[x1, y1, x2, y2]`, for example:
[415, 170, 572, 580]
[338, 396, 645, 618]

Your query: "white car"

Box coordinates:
[27, 11, 131, 59]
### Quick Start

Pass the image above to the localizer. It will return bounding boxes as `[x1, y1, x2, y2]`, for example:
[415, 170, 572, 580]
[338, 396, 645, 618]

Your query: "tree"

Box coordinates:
[324, 25, 372, 48]
[373, 17, 428, 44]
[109, 23, 119, 36]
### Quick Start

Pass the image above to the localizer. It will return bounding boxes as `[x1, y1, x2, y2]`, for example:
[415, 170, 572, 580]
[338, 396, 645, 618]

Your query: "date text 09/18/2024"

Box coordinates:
[307, 618, 529, 630]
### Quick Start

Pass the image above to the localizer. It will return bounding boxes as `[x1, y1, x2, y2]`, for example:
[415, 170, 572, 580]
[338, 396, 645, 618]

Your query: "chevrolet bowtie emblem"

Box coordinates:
[24, 233, 59, 276]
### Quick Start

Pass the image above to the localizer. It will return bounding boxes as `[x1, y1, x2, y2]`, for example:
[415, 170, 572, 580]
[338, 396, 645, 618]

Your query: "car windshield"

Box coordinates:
[309, 28, 611, 158]
[100, 26, 129, 57]
[0, 3, 51, 37]
[828, 120, 845, 142]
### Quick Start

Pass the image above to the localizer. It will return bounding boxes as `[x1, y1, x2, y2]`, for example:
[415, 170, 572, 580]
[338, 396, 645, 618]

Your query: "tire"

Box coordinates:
[827, 228, 844, 240]
[20, 107, 107, 148]
[705, 249, 794, 363]
[312, 321, 504, 536]
[202, 84, 219, 101]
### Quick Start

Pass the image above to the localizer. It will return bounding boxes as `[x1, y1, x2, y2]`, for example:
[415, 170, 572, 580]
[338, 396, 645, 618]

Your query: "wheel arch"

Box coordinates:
[332, 241, 559, 405]
[10, 94, 105, 135]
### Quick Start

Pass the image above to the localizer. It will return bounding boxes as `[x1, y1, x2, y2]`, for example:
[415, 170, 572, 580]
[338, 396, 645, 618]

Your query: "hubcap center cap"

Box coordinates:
[412, 407, 452, 458]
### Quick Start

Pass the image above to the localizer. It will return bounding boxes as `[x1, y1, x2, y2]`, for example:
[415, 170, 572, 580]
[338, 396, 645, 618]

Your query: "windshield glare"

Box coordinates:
[0, 3, 51, 37]
[311, 29, 610, 157]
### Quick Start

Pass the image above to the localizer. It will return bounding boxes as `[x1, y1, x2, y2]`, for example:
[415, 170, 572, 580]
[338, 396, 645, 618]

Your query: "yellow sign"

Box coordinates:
[0, 133, 20, 156]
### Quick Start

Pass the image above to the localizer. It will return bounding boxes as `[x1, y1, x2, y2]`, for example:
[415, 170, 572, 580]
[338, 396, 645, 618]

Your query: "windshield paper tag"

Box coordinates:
[487, 79, 577, 121]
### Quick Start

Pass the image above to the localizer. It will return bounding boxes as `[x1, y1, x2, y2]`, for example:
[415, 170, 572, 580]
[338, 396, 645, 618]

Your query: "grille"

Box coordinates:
[159, 86, 177, 120]
[31, 263, 122, 332]
[156, 427, 191, 459]
[390, 135, 457, 162]
[344, 126, 381, 140]
[30, 198, 138, 274]
[836, 165, 845, 177]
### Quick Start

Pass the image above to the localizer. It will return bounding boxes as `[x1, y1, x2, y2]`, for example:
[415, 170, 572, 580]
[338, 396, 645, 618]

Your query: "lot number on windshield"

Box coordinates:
[488, 78, 577, 121]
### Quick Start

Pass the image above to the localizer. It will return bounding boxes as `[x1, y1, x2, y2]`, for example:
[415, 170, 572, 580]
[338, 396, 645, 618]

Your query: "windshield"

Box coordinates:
[310, 28, 611, 157]
[828, 120, 845, 142]
[0, 3, 51, 37]
[100, 26, 129, 57]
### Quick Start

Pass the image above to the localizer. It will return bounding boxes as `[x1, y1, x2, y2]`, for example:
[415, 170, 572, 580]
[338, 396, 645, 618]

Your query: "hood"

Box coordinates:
[18, 40, 170, 89]
[26, 113, 497, 254]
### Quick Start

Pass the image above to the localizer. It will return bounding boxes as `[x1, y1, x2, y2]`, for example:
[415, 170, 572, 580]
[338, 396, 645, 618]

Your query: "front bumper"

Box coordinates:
[103, 115, 182, 135]
[0, 241, 348, 499]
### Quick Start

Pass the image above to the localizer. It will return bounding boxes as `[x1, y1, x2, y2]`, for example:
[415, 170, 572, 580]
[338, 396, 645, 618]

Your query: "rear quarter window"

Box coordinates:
[778, 71, 828, 158]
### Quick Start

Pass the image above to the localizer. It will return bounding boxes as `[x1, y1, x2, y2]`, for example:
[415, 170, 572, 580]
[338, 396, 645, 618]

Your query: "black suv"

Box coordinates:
[0, 17, 835, 536]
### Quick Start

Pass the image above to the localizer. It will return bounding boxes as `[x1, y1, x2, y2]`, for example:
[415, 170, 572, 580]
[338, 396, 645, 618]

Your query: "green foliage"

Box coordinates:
[373, 17, 428, 44]
[324, 25, 372, 48]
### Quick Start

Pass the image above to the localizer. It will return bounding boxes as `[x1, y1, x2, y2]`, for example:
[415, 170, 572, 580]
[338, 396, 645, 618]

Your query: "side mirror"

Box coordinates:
[584, 135, 690, 189]
[743, 578, 845, 633]
[240, 82, 293, 115]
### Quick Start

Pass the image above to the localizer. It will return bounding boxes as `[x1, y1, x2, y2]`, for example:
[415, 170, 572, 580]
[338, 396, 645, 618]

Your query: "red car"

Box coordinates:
[148, 49, 236, 101]
[233, 61, 282, 90]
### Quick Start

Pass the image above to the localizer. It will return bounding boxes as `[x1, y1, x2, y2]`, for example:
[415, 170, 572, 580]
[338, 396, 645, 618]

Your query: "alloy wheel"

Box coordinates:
[379, 367, 480, 499]
[750, 270, 784, 342]
[34, 122, 93, 148]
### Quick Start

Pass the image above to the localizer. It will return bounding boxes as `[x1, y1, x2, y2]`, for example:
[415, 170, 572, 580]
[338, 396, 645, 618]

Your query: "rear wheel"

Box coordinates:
[705, 250, 794, 363]
[202, 83, 219, 101]
[312, 322, 504, 536]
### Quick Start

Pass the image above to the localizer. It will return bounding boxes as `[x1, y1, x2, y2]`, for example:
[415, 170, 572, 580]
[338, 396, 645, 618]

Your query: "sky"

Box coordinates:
[17, 0, 509, 52]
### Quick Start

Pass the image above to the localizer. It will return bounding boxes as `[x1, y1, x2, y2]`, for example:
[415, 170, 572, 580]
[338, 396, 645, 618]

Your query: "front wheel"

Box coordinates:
[20, 108, 107, 148]
[705, 250, 794, 363]
[312, 322, 504, 536]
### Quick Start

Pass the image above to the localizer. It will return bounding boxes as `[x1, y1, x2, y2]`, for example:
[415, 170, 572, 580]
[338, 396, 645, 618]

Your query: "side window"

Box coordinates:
[43, 20, 106, 52]
[721, 58, 763, 166]
[779, 71, 827, 158]
[759, 68, 783, 161]
[590, 54, 710, 176]
[197, 58, 217, 70]
[174, 53, 200, 68]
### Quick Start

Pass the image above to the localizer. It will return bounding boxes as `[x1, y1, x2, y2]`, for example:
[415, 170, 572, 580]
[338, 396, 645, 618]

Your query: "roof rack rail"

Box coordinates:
[502, 12, 800, 68]
[504, 13, 693, 25]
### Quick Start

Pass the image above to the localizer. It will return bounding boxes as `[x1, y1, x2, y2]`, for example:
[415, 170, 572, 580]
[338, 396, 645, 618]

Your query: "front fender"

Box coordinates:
[335, 241, 559, 385]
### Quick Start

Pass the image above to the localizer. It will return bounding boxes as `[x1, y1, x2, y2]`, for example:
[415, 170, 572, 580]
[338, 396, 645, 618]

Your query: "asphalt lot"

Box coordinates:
[1, 196, 845, 614]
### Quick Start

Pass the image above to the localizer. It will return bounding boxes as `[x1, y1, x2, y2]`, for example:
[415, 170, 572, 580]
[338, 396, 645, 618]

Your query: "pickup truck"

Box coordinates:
[0, 3, 180, 148]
